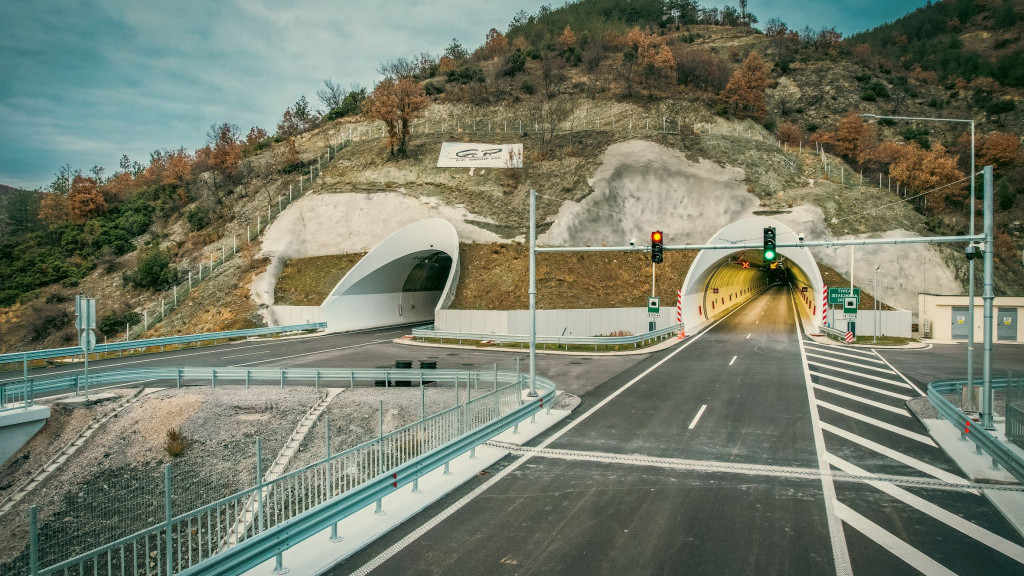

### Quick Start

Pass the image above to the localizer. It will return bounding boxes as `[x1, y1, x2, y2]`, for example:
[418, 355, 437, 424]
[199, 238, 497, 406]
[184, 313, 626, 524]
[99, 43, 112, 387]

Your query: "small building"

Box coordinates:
[918, 293, 1024, 342]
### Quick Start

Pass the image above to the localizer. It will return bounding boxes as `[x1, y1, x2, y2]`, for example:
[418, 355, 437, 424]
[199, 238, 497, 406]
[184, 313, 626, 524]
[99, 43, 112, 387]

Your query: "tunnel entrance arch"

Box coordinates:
[320, 218, 460, 332]
[679, 216, 825, 332]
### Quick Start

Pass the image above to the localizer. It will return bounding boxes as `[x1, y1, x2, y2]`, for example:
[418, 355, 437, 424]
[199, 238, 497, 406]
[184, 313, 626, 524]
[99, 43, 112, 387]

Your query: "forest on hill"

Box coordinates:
[1, 0, 1021, 350]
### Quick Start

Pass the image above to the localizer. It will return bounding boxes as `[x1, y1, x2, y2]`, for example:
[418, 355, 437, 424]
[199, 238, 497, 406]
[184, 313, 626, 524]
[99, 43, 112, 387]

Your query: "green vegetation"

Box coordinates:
[128, 246, 178, 291]
[0, 193, 155, 306]
[849, 0, 1024, 86]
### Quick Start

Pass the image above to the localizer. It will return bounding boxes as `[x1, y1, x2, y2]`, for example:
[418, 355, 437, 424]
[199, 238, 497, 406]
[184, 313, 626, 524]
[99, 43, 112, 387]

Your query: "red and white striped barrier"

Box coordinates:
[844, 331, 854, 343]
[822, 284, 829, 326]
[676, 289, 684, 339]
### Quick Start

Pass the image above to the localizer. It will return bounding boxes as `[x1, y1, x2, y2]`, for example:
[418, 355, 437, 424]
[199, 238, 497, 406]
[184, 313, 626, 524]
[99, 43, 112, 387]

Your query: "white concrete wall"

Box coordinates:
[829, 309, 913, 338]
[436, 308, 677, 337]
[268, 306, 323, 326]
[323, 291, 441, 332]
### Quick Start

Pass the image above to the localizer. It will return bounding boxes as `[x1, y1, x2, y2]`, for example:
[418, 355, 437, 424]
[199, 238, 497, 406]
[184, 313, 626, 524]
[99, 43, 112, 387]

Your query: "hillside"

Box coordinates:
[1, 0, 1022, 352]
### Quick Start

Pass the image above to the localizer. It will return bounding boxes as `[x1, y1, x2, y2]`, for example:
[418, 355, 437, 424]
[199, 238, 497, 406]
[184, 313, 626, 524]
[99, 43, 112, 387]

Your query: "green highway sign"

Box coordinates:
[647, 296, 661, 316]
[828, 287, 860, 305]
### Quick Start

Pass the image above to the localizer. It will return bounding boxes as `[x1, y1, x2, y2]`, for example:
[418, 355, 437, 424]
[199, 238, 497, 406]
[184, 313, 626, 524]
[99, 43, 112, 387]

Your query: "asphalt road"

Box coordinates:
[325, 286, 1024, 576]
[0, 326, 644, 399]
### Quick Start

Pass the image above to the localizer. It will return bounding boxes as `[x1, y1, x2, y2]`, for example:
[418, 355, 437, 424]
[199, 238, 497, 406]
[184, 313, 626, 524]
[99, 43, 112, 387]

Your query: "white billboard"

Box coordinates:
[437, 142, 523, 168]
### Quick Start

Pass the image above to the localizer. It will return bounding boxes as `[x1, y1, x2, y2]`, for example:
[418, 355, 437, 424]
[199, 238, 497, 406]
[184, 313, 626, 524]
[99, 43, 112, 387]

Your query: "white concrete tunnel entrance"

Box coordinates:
[680, 216, 825, 332]
[320, 218, 460, 332]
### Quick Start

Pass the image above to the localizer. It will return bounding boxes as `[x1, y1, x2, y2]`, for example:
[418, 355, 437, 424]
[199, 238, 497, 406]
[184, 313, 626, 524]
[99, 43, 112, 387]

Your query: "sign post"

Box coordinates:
[648, 296, 660, 331]
[75, 296, 97, 399]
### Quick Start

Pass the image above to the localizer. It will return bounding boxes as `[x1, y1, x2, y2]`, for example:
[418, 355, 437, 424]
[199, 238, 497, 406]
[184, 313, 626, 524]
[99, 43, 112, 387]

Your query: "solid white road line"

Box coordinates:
[828, 454, 1024, 564]
[349, 294, 764, 576]
[746, 333, 751, 339]
[815, 400, 936, 446]
[873, 350, 926, 397]
[793, 293, 852, 576]
[805, 352, 895, 374]
[806, 361, 912, 389]
[688, 404, 708, 429]
[729, 355, 737, 366]
[833, 501, 957, 576]
[812, 384, 910, 416]
[808, 371, 914, 400]
[819, 422, 973, 489]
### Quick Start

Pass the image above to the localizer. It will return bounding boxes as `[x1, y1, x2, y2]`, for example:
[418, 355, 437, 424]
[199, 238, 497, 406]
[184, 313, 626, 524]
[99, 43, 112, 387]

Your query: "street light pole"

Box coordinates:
[874, 266, 881, 344]
[860, 113, 976, 409]
[528, 189, 538, 398]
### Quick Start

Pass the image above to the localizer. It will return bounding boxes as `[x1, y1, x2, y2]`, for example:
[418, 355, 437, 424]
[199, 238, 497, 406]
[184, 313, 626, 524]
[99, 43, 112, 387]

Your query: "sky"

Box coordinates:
[0, 0, 930, 190]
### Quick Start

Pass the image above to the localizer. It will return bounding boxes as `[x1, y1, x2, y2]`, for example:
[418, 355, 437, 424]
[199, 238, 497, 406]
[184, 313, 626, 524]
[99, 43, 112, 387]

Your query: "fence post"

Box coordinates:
[29, 505, 38, 576]
[212, 368, 216, 388]
[256, 437, 264, 533]
[280, 370, 285, 389]
[176, 368, 181, 388]
[165, 464, 173, 575]
[246, 369, 250, 389]
[315, 370, 320, 392]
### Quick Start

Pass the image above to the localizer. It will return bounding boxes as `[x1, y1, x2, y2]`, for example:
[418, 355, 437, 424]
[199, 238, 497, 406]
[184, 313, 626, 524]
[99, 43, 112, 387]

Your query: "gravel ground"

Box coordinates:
[287, 387, 468, 472]
[907, 391, 1009, 421]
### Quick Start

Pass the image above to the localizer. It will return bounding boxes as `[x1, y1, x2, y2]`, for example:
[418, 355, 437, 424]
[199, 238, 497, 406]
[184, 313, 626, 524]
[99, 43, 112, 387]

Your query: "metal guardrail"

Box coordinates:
[820, 325, 846, 339]
[411, 323, 683, 348]
[927, 378, 1024, 483]
[0, 323, 326, 366]
[11, 366, 555, 576]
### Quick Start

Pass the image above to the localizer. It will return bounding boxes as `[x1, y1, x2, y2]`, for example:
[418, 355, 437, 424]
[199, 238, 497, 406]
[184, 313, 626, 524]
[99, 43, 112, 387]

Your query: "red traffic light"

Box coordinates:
[652, 231, 663, 242]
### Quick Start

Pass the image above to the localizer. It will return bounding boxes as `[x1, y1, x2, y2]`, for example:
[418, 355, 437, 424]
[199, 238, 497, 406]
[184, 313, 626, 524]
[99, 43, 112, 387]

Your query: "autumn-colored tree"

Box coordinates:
[651, 44, 677, 84]
[208, 123, 242, 184]
[363, 77, 429, 157]
[283, 138, 300, 168]
[164, 148, 193, 186]
[821, 112, 877, 163]
[883, 142, 964, 200]
[277, 108, 302, 139]
[102, 171, 135, 201]
[66, 175, 106, 224]
[38, 192, 67, 227]
[979, 131, 1021, 167]
[437, 56, 457, 75]
[558, 26, 578, 53]
[719, 52, 772, 121]
[851, 43, 872, 66]
[484, 28, 508, 59]
[776, 122, 802, 145]
[246, 126, 269, 146]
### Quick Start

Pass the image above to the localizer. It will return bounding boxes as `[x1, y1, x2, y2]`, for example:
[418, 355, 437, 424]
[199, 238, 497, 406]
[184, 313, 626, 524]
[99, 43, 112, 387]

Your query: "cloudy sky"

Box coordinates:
[0, 0, 928, 189]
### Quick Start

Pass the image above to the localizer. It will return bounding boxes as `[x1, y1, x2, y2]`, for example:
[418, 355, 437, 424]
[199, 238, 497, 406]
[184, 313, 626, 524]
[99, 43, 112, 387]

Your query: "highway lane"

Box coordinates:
[330, 286, 838, 575]
[1, 325, 647, 400]
[331, 286, 1024, 576]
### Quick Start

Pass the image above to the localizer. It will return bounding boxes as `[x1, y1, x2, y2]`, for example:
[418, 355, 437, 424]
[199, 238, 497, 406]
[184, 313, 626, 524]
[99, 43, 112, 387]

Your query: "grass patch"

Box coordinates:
[276, 253, 365, 305]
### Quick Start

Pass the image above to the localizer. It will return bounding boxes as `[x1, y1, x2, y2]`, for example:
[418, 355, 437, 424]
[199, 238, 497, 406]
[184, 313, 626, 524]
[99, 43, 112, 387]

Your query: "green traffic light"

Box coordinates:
[764, 250, 775, 261]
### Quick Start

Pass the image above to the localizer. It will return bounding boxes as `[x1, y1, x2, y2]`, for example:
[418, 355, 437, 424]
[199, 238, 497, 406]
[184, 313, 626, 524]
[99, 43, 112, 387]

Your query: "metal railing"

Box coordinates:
[411, 323, 682, 349]
[0, 323, 324, 370]
[1007, 377, 1024, 451]
[927, 377, 1024, 483]
[4, 363, 556, 576]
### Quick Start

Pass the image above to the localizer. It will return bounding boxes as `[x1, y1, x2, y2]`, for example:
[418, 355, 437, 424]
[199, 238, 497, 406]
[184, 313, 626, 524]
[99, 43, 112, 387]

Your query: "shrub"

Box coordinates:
[520, 79, 536, 95]
[860, 91, 876, 102]
[130, 246, 177, 291]
[423, 81, 445, 95]
[502, 49, 528, 77]
[867, 79, 890, 98]
[805, 122, 820, 133]
[164, 428, 190, 457]
[997, 180, 1015, 210]
[186, 206, 210, 231]
[98, 309, 142, 337]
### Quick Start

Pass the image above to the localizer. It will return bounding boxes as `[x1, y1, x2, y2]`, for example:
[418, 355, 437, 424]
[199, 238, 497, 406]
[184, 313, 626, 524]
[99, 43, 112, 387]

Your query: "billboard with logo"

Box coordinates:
[437, 142, 523, 168]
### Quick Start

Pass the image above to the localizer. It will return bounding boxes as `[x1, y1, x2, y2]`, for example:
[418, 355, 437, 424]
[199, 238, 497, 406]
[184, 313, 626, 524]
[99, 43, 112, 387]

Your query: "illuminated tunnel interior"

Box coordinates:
[679, 216, 824, 332]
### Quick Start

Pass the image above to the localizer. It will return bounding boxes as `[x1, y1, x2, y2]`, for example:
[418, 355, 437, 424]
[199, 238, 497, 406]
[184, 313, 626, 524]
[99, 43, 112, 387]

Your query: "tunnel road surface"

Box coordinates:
[330, 286, 1024, 576]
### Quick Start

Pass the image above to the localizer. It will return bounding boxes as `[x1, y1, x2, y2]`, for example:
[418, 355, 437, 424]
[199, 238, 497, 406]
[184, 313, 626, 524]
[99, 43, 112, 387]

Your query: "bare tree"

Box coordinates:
[316, 79, 347, 110]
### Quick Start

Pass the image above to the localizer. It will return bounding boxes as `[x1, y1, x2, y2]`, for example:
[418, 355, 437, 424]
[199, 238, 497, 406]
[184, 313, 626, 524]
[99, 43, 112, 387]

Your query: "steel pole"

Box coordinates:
[967, 120, 977, 410]
[982, 165, 994, 429]
[528, 189, 538, 397]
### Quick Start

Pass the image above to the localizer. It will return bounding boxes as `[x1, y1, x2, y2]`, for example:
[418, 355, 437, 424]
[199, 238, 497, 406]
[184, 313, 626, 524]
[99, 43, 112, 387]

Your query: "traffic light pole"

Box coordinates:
[527, 189, 538, 398]
[529, 170, 996, 425]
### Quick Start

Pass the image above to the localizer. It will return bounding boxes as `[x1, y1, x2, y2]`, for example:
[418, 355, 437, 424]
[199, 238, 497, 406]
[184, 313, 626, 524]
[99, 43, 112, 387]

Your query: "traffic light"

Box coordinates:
[651, 230, 664, 264]
[763, 227, 776, 262]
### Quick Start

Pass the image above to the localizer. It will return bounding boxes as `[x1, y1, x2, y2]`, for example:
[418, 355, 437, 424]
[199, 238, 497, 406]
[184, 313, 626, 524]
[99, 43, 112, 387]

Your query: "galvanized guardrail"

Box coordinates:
[0, 323, 325, 367]
[411, 323, 683, 349]
[11, 366, 555, 576]
[927, 378, 1024, 483]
